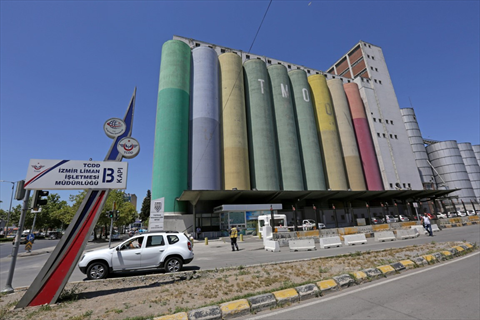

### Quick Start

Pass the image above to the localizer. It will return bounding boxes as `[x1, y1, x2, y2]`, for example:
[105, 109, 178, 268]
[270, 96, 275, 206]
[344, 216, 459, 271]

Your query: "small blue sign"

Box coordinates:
[26, 234, 35, 242]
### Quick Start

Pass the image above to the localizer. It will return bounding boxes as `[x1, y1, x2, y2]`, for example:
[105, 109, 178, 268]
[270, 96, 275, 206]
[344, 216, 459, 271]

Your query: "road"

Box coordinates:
[0, 225, 479, 289]
[244, 251, 480, 320]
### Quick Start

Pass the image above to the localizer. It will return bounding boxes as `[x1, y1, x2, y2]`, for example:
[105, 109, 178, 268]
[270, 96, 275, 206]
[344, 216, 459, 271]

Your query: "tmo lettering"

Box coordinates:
[281, 84, 289, 98]
[258, 79, 265, 94]
[302, 88, 310, 102]
[102, 168, 114, 183]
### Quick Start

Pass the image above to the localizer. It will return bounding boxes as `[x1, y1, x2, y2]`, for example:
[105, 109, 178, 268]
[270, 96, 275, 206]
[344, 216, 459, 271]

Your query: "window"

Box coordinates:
[307, 70, 311, 74]
[383, 133, 386, 138]
[373, 118, 377, 122]
[348, 80, 351, 83]
[377, 132, 381, 137]
[390, 134, 393, 138]
[195, 43, 200, 47]
[379, 119, 382, 123]
[408, 183, 411, 188]
[246, 54, 250, 59]
[146, 235, 165, 247]
[390, 120, 393, 125]
[403, 183, 406, 188]
[379, 80, 382, 84]
[267, 59, 271, 64]
[221, 49, 226, 53]
[386, 119, 389, 124]
[167, 235, 179, 245]
[368, 45, 371, 48]
[370, 67, 374, 70]
[288, 65, 291, 69]
[394, 135, 398, 139]
[390, 183, 393, 188]
[367, 54, 370, 58]
[374, 79, 378, 83]
[372, 56, 375, 60]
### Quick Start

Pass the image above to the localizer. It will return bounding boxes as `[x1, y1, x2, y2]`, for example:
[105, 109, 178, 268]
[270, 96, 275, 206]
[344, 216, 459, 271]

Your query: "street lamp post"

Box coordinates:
[0, 180, 15, 236]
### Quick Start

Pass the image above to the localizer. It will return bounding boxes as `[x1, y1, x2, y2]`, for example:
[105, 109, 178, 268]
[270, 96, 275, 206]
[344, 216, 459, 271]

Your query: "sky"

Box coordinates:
[1, 0, 479, 212]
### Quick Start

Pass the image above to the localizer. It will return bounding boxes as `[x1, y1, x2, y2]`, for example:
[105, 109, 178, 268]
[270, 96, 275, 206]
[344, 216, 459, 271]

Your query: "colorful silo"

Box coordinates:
[153, 40, 191, 213]
[308, 74, 348, 190]
[344, 82, 384, 190]
[327, 79, 366, 191]
[268, 65, 304, 191]
[244, 59, 280, 190]
[218, 53, 250, 190]
[288, 69, 326, 190]
[190, 46, 221, 190]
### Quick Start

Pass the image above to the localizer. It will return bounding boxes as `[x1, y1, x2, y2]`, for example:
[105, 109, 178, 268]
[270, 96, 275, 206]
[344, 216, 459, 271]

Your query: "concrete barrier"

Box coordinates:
[295, 284, 319, 300]
[247, 293, 276, 313]
[374, 231, 396, 242]
[319, 236, 342, 249]
[288, 239, 316, 251]
[219, 299, 250, 319]
[264, 240, 280, 252]
[343, 234, 367, 246]
[410, 225, 427, 235]
[395, 229, 418, 240]
[431, 224, 440, 232]
[188, 306, 222, 320]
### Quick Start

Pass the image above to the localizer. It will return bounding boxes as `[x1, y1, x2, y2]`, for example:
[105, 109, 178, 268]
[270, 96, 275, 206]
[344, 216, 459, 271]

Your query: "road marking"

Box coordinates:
[247, 251, 480, 319]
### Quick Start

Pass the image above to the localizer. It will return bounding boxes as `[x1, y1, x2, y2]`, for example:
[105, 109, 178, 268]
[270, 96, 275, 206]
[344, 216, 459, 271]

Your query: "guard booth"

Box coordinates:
[214, 204, 283, 237]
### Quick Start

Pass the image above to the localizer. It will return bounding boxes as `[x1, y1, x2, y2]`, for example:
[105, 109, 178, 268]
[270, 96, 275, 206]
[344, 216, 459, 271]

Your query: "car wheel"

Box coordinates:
[165, 257, 183, 273]
[86, 261, 109, 280]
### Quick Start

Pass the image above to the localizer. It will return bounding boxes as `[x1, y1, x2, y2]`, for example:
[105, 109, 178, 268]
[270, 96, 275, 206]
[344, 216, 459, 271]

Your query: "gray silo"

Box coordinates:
[400, 108, 434, 188]
[458, 143, 480, 202]
[473, 145, 480, 166]
[426, 141, 476, 202]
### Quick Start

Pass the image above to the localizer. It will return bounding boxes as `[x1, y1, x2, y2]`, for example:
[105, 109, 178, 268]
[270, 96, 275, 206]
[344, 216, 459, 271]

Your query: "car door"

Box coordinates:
[111, 236, 144, 270]
[141, 235, 166, 268]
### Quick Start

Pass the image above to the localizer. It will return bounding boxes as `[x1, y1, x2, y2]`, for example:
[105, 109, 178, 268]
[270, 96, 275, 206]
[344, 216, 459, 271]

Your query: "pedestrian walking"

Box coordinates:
[421, 212, 433, 236]
[196, 227, 202, 240]
[230, 226, 239, 251]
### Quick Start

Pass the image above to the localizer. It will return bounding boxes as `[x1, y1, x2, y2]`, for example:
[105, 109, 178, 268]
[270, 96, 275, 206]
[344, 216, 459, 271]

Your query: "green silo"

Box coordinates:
[152, 40, 191, 214]
[244, 59, 280, 190]
[268, 65, 304, 191]
[289, 69, 326, 190]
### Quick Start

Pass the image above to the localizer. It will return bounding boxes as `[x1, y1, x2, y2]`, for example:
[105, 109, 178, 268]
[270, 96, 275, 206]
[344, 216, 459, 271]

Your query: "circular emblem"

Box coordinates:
[117, 137, 140, 159]
[104, 118, 126, 139]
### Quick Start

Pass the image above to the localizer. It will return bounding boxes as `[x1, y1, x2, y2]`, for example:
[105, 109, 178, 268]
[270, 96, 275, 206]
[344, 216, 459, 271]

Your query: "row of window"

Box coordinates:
[373, 117, 394, 125]
[363, 43, 372, 48]
[377, 132, 398, 140]
[367, 54, 375, 60]
[370, 66, 379, 72]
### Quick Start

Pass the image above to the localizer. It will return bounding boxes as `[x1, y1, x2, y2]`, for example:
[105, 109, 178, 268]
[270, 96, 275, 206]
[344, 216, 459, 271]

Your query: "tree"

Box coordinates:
[140, 190, 151, 223]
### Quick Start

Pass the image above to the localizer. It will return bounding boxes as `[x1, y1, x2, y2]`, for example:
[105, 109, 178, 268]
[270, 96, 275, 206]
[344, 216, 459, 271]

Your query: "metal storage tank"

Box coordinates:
[218, 53, 250, 190]
[458, 142, 480, 202]
[289, 69, 326, 190]
[243, 59, 280, 190]
[327, 79, 366, 191]
[473, 145, 480, 166]
[268, 65, 304, 190]
[153, 40, 191, 214]
[426, 140, 476, 202]
[308, 74, 348, 190]
[343, 82, 384, 190]
[190, 46, 221, 190]
[400, 108, 434, 187]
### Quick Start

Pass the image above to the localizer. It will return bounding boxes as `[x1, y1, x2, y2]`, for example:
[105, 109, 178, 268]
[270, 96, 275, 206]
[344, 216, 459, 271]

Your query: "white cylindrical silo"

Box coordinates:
[400, 108, 434, 187]
[190, 46, 221, 190]
[473, 145, 480, 166]
[426, 141, 476, 202]
[458, 142, 480, 202]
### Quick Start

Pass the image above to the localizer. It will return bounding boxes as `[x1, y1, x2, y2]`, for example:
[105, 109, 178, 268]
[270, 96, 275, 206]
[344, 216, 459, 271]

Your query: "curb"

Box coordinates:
[155, 242, 477, 320]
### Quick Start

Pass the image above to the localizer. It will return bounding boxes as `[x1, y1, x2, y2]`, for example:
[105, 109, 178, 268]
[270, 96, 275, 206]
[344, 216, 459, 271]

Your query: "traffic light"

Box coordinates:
[32, 190, 49, 211]
[108, 211, 114, 219]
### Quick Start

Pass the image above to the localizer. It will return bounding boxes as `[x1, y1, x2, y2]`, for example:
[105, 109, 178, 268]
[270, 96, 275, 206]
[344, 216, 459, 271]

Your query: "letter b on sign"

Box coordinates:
[103, 168, 114, 183]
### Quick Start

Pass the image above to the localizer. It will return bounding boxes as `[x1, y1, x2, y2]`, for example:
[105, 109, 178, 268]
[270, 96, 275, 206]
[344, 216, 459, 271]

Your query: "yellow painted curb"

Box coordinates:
[344, 227, 358, 235]
[441, 250, 452, 257]
[422, 255, 435, 263]
[273, 288, 298, 300]
[377, 265, 395, 275]
[444, 225, 452, 228]
[153, 312, 188, 320]
[464, 243, 473, 248]
[372, 224, 389, 232]
[220, 299, 250, 316]
[399, 260, 415, 269]
[453, 246, 464, 252]
[352, 271, 368, 281]
[317, 279, 337, 290]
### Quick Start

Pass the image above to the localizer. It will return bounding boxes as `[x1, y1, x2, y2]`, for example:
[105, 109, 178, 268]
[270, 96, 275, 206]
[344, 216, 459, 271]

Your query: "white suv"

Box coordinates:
[78, 231, 194, 280]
